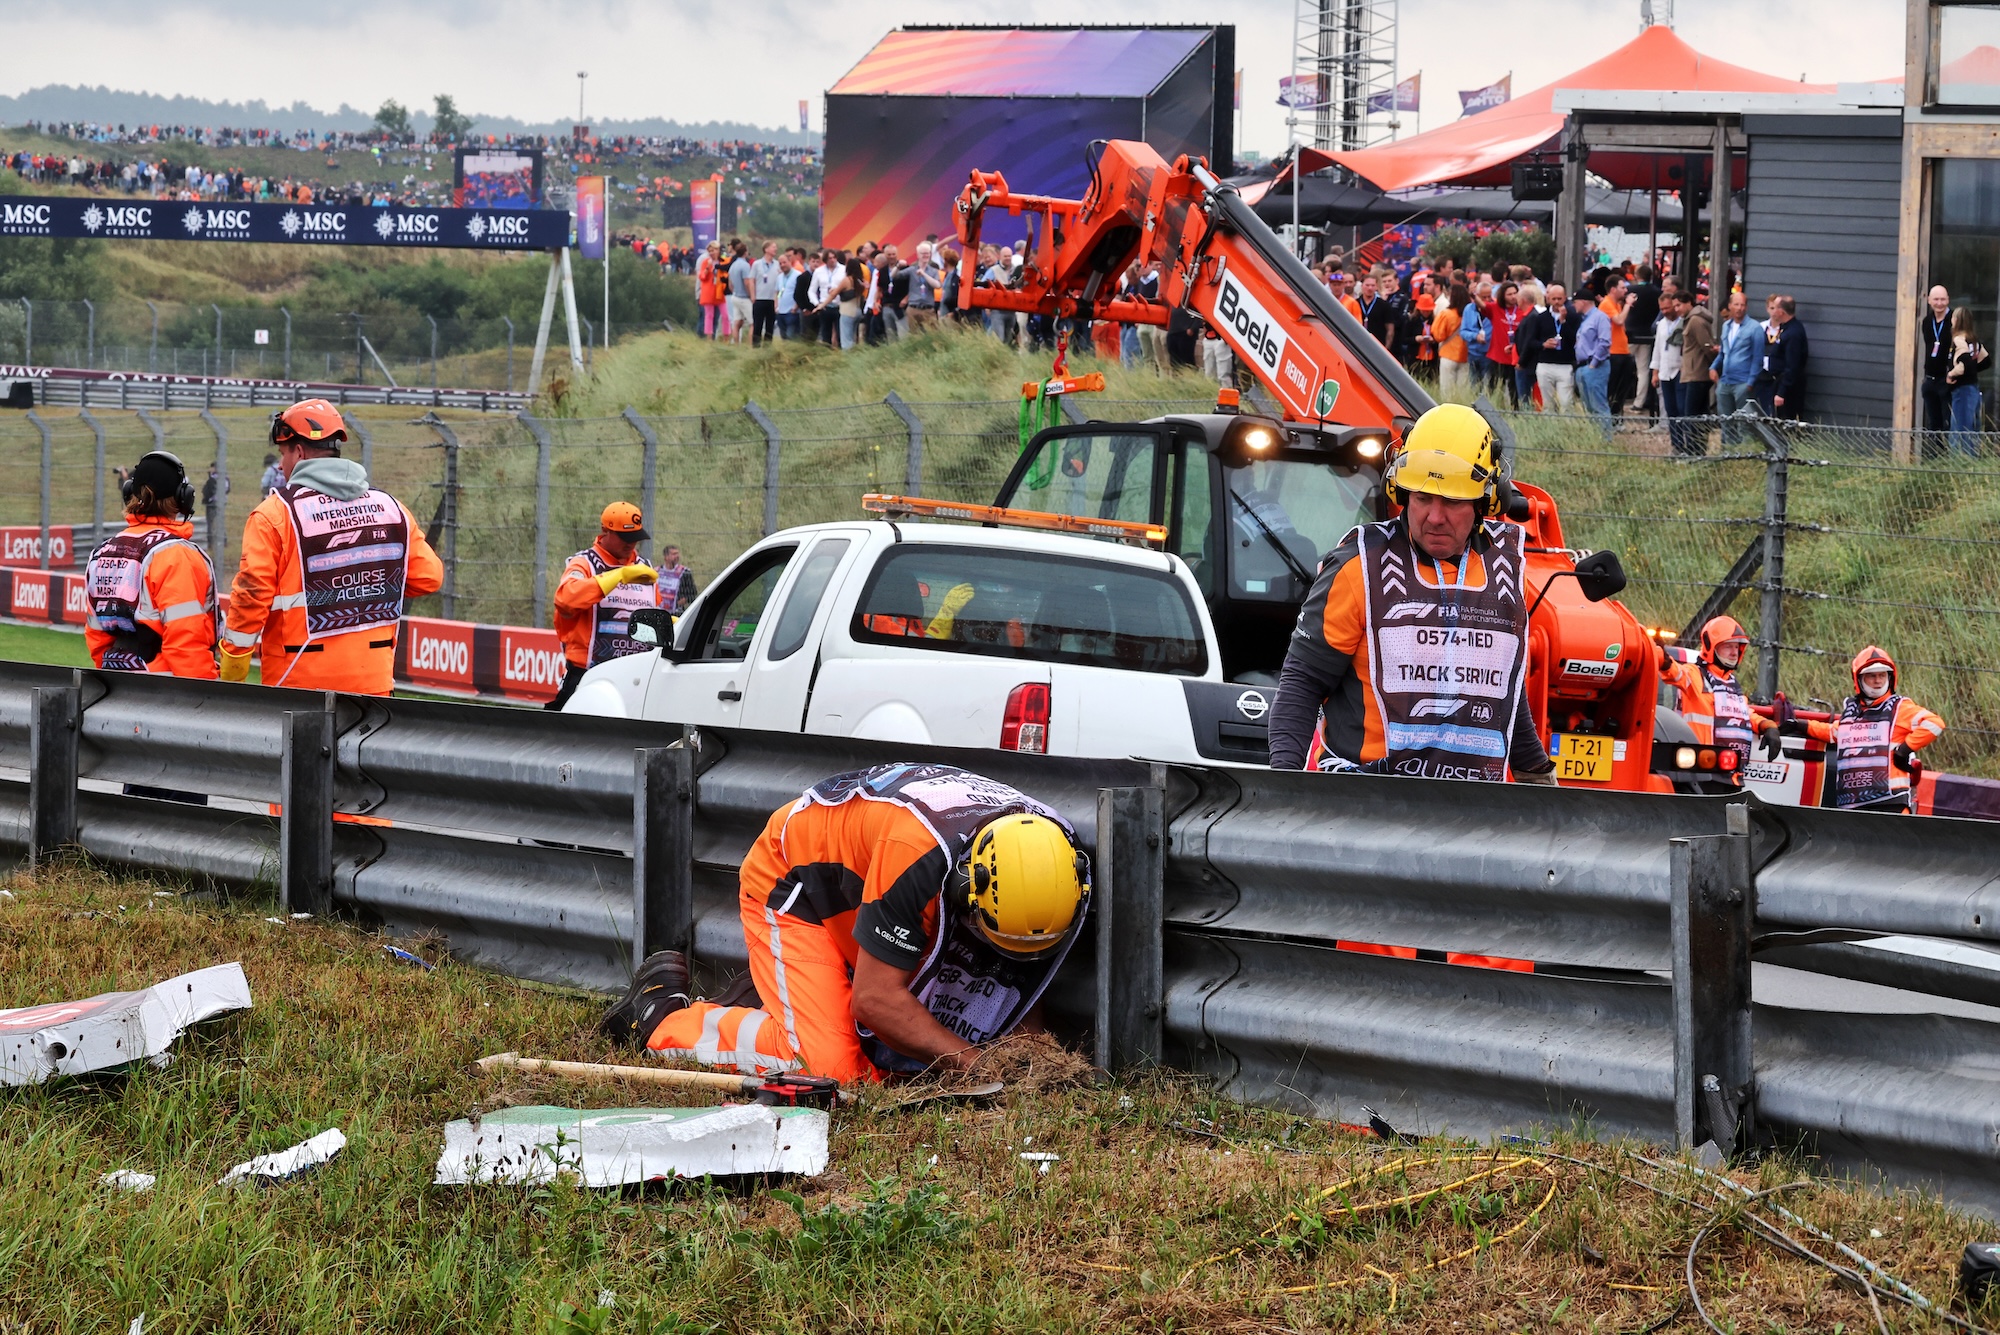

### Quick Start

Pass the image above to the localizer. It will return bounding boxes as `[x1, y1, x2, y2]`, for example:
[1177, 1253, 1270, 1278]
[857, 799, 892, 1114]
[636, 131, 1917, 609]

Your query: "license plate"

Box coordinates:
[1552, 733, 1613, 783]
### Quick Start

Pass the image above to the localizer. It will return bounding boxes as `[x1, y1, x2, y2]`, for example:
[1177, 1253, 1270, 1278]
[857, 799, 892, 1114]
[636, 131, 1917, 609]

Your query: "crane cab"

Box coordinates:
[994, 411, 1391, 682]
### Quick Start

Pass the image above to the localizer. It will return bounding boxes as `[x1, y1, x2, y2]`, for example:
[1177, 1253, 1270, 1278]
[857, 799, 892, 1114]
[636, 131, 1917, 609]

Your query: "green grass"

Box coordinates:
[0, 620, 93, 668]
[2, 862, 1992, 1333]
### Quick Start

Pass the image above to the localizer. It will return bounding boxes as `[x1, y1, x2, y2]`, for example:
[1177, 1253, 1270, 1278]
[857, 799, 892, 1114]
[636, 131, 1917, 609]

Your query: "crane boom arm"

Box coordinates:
[954, 140, 1433, 435]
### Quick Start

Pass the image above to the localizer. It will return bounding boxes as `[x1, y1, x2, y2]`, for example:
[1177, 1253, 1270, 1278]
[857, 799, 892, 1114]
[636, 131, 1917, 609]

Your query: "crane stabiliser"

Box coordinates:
[957, 140, 1673, 792]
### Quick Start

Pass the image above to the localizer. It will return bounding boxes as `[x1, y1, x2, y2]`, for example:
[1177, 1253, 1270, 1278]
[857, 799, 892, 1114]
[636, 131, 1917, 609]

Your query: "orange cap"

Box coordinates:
[600, 501, 649, 539]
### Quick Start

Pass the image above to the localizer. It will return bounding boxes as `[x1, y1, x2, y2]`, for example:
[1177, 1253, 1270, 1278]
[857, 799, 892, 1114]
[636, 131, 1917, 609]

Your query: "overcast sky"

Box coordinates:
[0, 0, 1903, 156]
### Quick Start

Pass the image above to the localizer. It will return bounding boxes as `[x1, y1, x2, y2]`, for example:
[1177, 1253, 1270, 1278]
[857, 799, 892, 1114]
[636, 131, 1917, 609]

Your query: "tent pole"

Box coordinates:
[1648, 158, 1659, 275]
[1708, 118, 1731, 328]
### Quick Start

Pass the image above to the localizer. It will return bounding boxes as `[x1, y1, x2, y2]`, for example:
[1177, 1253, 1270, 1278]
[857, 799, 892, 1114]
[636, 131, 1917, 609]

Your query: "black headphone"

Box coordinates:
[121, 451, 197, 517]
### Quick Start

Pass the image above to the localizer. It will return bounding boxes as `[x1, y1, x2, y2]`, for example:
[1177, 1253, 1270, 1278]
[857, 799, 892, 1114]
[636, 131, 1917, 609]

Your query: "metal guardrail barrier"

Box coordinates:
[9, 368, 531, 414]
[0, 666, 1995, 1210]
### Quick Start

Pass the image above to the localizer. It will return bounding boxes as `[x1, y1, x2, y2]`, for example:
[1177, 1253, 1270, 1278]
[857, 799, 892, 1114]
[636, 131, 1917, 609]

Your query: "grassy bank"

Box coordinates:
[1, 862, 1990, 1332]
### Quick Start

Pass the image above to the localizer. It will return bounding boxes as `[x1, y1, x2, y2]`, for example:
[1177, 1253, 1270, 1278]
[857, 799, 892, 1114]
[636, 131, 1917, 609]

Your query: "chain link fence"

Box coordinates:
[0, 298, 590, 391]
[2, 395, 1994, 773]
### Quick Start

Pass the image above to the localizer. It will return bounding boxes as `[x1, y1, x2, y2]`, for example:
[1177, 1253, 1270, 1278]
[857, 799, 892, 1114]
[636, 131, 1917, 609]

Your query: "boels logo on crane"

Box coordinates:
[1210, 261, 1326, 420]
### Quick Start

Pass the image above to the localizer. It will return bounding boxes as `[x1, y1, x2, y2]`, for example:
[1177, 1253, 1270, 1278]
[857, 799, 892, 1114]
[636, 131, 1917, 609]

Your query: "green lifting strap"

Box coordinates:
[1019, 386, 1062, 492]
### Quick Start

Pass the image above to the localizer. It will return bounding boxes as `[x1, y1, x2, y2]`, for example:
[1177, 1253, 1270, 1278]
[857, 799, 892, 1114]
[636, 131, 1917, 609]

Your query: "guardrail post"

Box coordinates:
[28, 683, 80, 867]
[746, 401, 782, 536]
[1095, 780, 1166, 1073]
[885, 391, 924, 493]
[520, 412, 554, 626]
[622, 406, 659, 559]
[1671, 803, 1756, 1157]
[28, 410, 51, 571]
[280, 703, 336, 916]
[632, 741, 695, 968]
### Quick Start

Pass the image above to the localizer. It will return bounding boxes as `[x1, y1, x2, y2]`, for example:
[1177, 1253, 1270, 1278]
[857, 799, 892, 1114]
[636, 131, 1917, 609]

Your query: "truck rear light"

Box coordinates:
[1697, 748, 1717, 770]
[1718, 749, 1739, 772]
[1001, 683, 1050, 754]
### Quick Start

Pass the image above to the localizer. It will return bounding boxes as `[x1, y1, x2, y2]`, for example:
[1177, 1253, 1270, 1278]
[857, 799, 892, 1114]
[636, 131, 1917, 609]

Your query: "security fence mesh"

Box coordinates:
[3, 397, 1994, 774]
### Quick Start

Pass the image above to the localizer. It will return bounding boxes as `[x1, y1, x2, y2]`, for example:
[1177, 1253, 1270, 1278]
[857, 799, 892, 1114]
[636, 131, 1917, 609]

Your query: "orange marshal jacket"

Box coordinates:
[84, 515, 219, 679]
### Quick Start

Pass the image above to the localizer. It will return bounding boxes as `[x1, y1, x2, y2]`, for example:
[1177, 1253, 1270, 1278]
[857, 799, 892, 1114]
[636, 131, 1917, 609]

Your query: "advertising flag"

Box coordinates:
[1234, 69, 1242, 111]
[1276, 73, 1323, 110]
[1366, 73, 1421, 115]
[799, 99, 809, 133]
[689, 178, 718, 250]
[574, 175, 606, 259]
[1458, 74, 1513, 117]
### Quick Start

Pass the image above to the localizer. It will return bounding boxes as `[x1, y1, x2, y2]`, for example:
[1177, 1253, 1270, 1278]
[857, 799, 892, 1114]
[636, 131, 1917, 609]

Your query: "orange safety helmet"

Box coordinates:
[270, 398, 348, 451]
[1698, 615, 1749, 668]
[1851, 644, 1897, 695]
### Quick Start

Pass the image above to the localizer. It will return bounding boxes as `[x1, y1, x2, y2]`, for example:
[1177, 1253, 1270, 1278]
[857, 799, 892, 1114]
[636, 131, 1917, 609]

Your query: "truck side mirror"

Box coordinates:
[1574, 549, 1627, 602]
[629, 607, 675, 648]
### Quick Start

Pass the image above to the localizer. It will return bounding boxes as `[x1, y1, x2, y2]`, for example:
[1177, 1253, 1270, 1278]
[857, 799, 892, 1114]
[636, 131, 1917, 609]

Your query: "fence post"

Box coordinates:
[420, 414, 461, 620]
[1095, 778, 1166, 1073]
[80, 409, 104, 550]
[428, 314, 439, 390]
[83, 297, 94, 370]
[201, 409, 229, 575]
[632, 740, 696, 970]
[29, 682, 80, 867]
[28, 410, 51, 571]
[280, 701, 337, 916]
[623, 406, 659, 559]
[348, 415, 373, 477]
[520, 411, 554, 626]
[1670, 803, 1756, 1157]
[136, 408, 164, 451]
[885, 391, 924, 493]
[20, 298, 30, 367]
[746, 401, 783, 536]
[1750, 413, 1789, 700]
[503, 315, 515, 393]
[281, 306, 291, 380]
[147, 300, 159, 374]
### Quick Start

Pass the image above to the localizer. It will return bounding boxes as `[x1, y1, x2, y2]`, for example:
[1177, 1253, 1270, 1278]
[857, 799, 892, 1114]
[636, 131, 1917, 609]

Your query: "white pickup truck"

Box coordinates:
[562, 519, 1274, 765]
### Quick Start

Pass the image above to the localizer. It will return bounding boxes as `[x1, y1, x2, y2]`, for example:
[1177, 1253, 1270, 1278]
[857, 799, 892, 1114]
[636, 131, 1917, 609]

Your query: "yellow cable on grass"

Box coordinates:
[1174, 1151, 1561, 1297]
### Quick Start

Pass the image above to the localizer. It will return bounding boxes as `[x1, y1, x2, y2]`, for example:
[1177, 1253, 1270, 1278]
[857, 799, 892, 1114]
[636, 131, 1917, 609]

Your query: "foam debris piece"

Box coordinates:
[434, 1103, 830, 1186]
[101, 1170, 157, 1192]
[0, 963, 252, 1086]
[219, 1127, 347, 1186]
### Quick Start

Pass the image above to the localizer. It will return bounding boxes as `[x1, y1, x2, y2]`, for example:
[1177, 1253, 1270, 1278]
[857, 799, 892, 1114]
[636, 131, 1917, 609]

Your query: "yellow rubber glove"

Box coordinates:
[925, 582, 978, 640]
[219, 647, 253, 683]
[594, 564, 658, 596]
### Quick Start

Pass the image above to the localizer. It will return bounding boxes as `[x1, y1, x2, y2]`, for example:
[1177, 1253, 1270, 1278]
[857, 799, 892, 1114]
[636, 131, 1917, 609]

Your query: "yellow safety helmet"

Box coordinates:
[959, 813, 1089, 957]
[1385, 403, 1501, 517]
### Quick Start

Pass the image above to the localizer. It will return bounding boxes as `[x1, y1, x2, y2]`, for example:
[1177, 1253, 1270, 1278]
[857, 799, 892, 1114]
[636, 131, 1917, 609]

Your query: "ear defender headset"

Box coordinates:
[121, 451, 197, 518]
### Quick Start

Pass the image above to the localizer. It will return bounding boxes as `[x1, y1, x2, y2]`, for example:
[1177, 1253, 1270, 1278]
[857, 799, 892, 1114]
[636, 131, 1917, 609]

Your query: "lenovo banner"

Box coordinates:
[0, 196, 572, 251]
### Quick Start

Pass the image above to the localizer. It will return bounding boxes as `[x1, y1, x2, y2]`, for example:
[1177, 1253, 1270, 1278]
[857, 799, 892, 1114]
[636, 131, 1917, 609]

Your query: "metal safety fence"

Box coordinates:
[1, 666, 1997, 1211]
[2, 395, 1995, 772]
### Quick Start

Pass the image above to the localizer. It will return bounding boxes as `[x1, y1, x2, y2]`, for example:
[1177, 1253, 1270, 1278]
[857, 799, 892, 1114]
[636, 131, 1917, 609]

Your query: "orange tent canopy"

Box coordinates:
[1324, 25, 1831, 193]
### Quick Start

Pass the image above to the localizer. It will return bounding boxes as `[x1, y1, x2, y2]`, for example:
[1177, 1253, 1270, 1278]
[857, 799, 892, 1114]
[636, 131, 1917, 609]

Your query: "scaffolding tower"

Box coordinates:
[1290, 0, 1400, 153]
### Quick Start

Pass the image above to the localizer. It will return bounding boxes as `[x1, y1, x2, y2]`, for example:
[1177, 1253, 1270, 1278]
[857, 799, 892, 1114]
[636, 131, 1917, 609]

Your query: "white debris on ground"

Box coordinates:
[218, 1128, 347, 1186]
[434, 1104, 830, 1186]
[100, 1170, 157, 1192]
[0, 962, 252, 1086]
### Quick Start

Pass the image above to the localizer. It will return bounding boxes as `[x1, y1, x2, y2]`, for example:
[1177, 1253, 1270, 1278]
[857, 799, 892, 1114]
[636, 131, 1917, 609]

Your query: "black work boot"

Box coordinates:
[601, 950, 692, 1046]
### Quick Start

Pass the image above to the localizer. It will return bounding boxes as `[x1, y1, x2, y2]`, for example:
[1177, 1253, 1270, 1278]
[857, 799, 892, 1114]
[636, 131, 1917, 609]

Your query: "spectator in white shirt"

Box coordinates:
[749, 241, 783, 348]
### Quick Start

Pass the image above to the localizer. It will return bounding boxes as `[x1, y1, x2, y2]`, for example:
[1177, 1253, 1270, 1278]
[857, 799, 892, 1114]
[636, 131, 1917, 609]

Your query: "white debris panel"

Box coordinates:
[219, 1128, 347, 1186]
[434, 1103, 830, 1186]
[0, 963, 252, 1086]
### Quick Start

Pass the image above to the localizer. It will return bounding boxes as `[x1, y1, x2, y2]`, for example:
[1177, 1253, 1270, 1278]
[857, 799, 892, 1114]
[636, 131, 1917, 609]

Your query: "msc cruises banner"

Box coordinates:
[0, 196, 574, 251]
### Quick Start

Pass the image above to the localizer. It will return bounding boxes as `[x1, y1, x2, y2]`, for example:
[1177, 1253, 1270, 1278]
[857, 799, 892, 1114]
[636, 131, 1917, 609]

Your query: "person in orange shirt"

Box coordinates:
[84, 450, 217, 680]
[1267, 403, 1557, 786]
[220, 399, 442, 694]
[546, 501, 662, 711]
[1790, 646, 1946, 811]
[1413, 275, 1438, 366]
[1431, 281, 1469, 399]
[603, 763, 1091, 1084]
[1599, 273, 1635, 417]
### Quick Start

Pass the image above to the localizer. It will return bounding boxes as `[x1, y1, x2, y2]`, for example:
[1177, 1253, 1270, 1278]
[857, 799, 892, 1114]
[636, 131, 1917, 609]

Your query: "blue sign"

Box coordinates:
[0, 196, 574, 251]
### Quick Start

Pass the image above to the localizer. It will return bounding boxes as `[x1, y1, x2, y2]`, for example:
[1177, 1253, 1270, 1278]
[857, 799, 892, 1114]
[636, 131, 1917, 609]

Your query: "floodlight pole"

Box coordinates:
[528, 250, 562, 395]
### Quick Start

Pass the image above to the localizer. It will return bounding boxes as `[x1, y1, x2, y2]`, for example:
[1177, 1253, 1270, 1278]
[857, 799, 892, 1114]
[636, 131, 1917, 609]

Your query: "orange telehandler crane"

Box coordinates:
[952, 139, 1675, 791]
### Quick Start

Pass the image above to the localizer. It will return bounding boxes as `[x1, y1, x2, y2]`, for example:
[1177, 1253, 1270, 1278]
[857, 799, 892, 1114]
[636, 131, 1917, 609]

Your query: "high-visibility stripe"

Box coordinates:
[270, 591, 309, 610]
[765, 902, 802, 1055]
[692, 1008, 725, 1065]
[222, 627, 259, 649]
[1683, 713, 1714, 727]
[157, 599, 208, 623]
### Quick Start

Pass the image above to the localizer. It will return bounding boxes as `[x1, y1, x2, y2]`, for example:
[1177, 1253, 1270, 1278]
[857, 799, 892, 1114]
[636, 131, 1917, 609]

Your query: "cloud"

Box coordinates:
[0, 0, 1903, 153]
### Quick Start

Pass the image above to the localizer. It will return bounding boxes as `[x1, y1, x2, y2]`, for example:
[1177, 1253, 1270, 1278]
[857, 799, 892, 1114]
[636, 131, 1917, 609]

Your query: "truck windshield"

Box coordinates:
[1008, 431, 1160, 523]
[1223, 454, 1380, 600]
[851, 545, 1206, 675]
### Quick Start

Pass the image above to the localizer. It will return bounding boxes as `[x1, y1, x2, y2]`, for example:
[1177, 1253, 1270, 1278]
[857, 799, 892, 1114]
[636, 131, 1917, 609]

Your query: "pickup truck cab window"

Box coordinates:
[685, 545, 796, 660]
[851, 544, 1206, 675]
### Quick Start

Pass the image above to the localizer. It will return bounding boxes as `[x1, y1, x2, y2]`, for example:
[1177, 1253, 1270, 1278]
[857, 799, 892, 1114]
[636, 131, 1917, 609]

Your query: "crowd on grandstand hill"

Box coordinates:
[8, 147, 442, 208]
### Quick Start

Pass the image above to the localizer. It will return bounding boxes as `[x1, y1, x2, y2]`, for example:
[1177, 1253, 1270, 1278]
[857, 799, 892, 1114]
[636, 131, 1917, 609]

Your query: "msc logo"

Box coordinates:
[376, 212, 440, 240]
[184, 206, 252, 235]
[467, 213, 532, 242]
[280, 210, 347, 238]
[1409, 697, 1469, 720]
[1, 202, 52, 229]
[83, 204, 153, 233]
[1382, 600, 1432, 621]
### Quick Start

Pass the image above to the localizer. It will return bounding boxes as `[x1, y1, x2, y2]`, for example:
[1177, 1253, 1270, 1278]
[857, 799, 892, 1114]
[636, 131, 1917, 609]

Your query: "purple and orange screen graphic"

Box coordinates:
[454, 147, 544, 209]
[831, 28, 1208, 98]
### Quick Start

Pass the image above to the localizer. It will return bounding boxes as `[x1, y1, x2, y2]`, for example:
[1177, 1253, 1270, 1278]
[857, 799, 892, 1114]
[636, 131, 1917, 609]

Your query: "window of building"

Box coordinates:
[1933, 4, 2000, 107]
